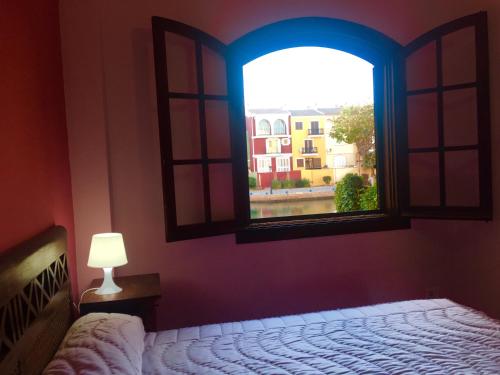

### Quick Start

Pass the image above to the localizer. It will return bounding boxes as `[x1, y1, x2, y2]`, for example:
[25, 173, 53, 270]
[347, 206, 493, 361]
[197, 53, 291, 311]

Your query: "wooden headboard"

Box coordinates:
[0, 226, 72, 375]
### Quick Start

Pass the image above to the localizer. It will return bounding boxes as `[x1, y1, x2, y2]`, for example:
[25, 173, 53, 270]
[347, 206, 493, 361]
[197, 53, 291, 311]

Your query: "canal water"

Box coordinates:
[250, 198, 336, 219]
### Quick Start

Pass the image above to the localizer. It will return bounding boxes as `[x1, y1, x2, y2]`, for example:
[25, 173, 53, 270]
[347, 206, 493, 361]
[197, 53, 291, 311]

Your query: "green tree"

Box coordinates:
[360, 184, 378, 210]
[330, 104, 375, 170]
[362, 151, 376, 169]
[248, 176, 257, 189]
[335, 173, 363, 212]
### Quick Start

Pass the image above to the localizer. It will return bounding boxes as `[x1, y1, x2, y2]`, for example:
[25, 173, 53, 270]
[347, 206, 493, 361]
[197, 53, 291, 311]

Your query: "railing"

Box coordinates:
[301, 147, 318, 154]
[308, 128, 324, 135]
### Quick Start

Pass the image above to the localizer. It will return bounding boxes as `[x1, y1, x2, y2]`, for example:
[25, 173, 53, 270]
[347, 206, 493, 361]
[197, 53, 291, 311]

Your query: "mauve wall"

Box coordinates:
[0, 1, 77, 293]
[60, 0, 500, 330]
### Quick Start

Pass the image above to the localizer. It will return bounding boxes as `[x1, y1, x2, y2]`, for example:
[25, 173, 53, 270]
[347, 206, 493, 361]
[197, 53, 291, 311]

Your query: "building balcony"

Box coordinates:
[305, 166, 323, 170]
[301, 147, 318, 154]
[308, 128, 324, 135]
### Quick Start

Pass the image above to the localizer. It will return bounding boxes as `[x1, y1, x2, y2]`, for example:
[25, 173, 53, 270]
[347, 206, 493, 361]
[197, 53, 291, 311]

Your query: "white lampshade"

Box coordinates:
[88, 233, 128, 268]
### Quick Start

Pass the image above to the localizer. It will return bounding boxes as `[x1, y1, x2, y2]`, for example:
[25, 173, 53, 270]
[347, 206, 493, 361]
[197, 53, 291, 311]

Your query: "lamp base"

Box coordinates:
[95, 267, 122, 295]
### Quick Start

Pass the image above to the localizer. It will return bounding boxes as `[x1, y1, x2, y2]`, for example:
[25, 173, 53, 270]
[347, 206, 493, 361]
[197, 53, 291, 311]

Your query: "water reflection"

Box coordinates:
[251, 198, 336, 219]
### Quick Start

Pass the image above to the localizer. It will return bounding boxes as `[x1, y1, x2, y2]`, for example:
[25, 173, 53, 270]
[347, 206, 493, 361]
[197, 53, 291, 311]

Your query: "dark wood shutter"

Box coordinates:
[152, 17, 239, 241]
[399, 12, 492, 219]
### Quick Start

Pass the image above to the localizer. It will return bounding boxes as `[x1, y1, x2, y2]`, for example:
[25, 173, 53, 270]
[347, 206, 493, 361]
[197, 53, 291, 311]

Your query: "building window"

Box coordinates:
[257, 157, 272, 173]
[305, 158, 322, 170]
[256, 119, 271, 135]
[266, 138, 281, 154]
[273, 119, 287, 135]
[309, 121, 323, 135]
[276, 157, 291, 172]
[296, 158, 304, 168]
[334, 155, 347, 168]
[302, 139, 317, 154]
[153, 13, 491, 243]
[295, 121, 303, 130]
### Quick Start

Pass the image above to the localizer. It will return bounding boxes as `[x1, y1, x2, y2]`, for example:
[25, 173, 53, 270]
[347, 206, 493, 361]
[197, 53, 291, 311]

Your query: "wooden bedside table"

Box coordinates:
[80, 273, 161, 331]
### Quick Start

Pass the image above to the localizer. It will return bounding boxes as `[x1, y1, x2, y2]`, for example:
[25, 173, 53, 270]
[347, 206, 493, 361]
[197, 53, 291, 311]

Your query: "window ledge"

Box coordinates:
[235, 214, 410, 243]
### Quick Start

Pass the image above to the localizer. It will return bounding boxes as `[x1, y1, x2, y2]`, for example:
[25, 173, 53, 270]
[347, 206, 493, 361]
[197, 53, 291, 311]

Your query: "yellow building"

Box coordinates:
[290, 109, 335, 186]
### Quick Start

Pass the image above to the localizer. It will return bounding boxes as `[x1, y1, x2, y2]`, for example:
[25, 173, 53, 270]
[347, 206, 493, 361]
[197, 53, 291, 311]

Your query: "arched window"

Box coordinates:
[256, 119, 271, 135]
[273, 119, 287, 135]
[153, 13, 491, 242]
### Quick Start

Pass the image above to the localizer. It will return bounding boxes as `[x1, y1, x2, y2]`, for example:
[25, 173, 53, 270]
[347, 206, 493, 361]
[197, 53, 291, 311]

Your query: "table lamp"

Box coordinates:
[87, 233, 128, 295]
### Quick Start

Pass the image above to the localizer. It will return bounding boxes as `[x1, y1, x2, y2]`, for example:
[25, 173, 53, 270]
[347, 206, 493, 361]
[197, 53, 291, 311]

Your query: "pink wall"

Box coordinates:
[60, 0, 500, 329]
[0, 1, 77, 294]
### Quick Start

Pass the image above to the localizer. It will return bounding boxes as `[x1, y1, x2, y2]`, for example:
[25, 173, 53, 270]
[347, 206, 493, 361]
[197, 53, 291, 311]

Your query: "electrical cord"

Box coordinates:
[73, 287, 99, 314]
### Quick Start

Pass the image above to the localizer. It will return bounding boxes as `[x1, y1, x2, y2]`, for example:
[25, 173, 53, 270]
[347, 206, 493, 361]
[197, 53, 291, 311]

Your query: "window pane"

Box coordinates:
[445, 150, 479, 206]
[244, 47, 376, 219]
[165, 32, 198, 94]
[443, 88, 478, 147]
[273, 119, 287, 135]
[169, 99, 201, 160]
[406, 42, 437, 91]
[276, 157, 291, 172]
[174, 165, 205, 225]
[407, 93, 438, 148]
[266, 138, 280, 154]
[256, 119, 271, 135]
[209, 163, 234, 221]
[409, 153, 440, 206]
[256, 157, 272, 173]
[205, 100, 231, 158]
[442, 27, 476, 86]
[202, 45, 227, 95]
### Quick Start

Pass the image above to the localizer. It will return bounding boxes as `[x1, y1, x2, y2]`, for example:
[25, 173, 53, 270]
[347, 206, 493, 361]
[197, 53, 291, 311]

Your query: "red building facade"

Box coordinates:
[246, 109, 301, 188]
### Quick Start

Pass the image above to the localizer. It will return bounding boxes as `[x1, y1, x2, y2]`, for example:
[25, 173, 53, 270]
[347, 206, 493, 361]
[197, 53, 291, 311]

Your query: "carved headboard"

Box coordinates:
[0, 226, 72, 375]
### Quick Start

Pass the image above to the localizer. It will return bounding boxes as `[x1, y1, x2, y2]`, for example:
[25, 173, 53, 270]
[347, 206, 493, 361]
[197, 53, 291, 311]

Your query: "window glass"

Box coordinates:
[276, 157, 291, 172]
[256, 119, 271, 135]
[295, 121, 303, 130]
[309, 121, 322, 135]
[334, 155, 347, 168]
[257, 157, 272, 173]
[266, 138, 281, 154]
[273, 119, 287, 135]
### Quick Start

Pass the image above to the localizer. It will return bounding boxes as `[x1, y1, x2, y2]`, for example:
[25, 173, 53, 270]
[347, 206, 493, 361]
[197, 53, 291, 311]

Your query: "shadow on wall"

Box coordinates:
[159, 271, 372, 329]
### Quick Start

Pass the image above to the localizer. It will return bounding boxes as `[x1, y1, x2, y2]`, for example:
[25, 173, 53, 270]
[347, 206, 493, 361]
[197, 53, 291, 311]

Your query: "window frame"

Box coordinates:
[273, 119, 288, 135]
[152, 13, 491, 243]
[276, 156, 291, 172]
[334, 155, 347, 168]
[397, 12, 492, 220]
[256, 119, 271, 136]
[265, 138, 281, 154]
[256, 157, 272, 173]
[226, 17, 411, 242]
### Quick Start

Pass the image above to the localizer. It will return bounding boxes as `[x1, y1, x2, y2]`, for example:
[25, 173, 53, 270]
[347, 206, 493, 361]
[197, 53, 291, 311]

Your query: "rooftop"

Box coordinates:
[247, 107, 342, 117]
[247, 108, 290, 115]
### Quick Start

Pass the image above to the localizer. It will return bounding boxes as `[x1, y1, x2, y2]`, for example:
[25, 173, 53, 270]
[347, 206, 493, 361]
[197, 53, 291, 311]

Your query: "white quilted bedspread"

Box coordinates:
[143, 299, 500, 374]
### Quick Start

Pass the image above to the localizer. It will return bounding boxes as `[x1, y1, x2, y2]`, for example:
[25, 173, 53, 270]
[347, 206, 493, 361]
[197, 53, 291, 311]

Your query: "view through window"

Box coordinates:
[243, 47, 378, 219]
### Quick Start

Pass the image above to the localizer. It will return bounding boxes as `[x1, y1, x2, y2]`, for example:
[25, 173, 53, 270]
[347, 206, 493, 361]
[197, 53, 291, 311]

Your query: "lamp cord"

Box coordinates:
[73, 287, 99, 314]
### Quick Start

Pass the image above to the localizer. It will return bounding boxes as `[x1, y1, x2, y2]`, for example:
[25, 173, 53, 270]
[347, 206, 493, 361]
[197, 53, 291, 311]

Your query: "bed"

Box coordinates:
[1, 227, 500, 374]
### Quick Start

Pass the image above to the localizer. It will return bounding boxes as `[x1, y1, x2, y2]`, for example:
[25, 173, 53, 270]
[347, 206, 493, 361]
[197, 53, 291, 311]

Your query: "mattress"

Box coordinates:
[142, 299, 500, 374]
